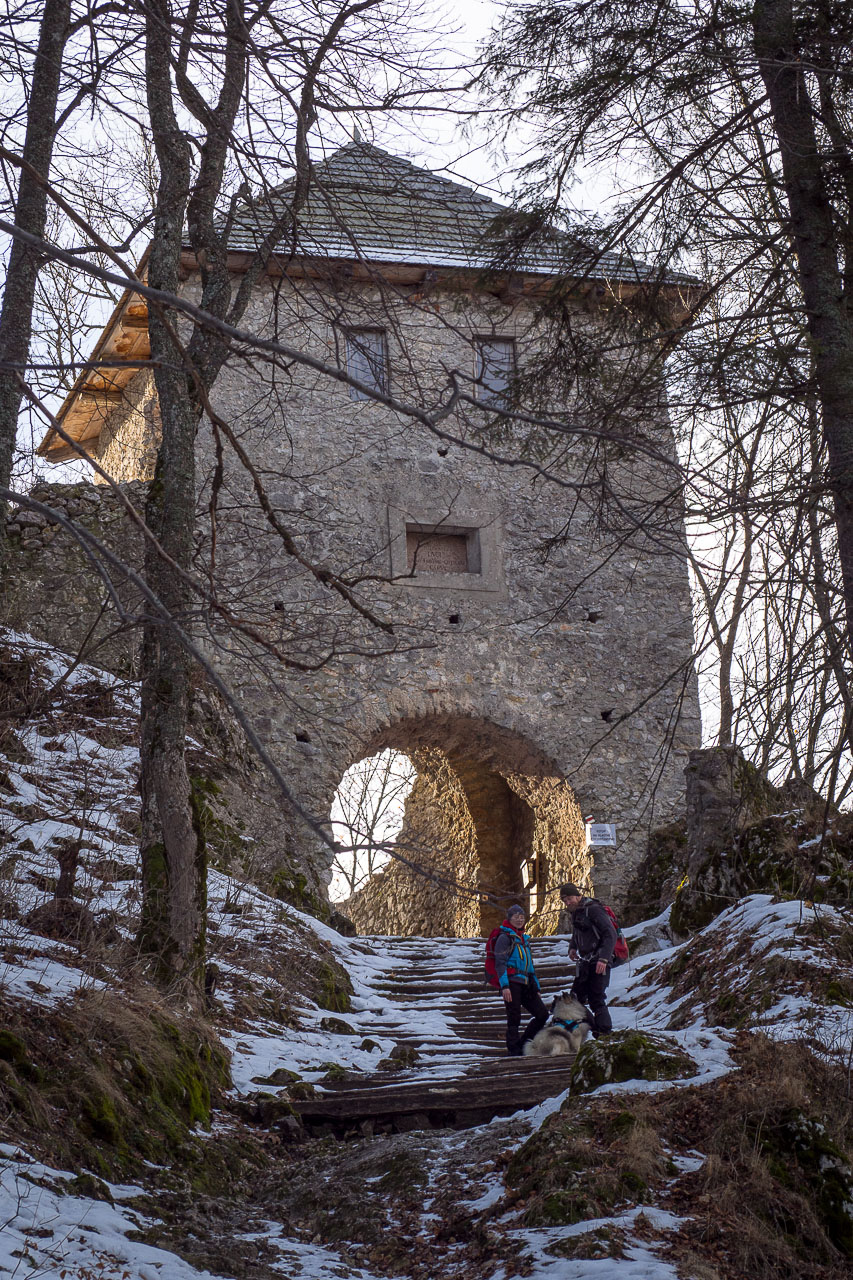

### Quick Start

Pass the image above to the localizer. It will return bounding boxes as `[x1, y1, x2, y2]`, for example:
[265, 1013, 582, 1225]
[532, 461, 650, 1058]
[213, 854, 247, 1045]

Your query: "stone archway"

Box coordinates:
[336, 715, 590, 938]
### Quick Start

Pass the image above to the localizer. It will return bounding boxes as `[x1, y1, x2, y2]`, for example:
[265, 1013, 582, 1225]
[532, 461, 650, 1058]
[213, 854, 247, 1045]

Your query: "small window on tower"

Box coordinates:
[346, 328, 388, 400]
[405, 524, 481, 575]
[474, 337, 516, 407]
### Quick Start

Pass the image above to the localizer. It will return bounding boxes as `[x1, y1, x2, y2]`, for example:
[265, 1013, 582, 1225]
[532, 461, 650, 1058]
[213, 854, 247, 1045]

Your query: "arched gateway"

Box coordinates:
[337, 715, 589, 938]
[34, 142, 701, 923]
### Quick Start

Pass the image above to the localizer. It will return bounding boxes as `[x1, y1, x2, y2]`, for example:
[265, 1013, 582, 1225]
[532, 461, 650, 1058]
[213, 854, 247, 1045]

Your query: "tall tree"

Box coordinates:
[0, 0, 72, 509]
[136, 0, 428, 990]
[483, 0, 853, 767]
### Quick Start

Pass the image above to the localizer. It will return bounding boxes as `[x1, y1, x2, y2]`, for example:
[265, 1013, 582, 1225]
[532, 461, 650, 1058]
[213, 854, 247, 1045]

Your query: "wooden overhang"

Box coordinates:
[38, 248, 698, 464]
[37, 283, 151, 463]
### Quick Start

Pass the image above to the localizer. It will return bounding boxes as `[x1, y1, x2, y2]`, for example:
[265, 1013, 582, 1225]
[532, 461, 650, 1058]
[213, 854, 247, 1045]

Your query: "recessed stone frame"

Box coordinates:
[388, 505, 503, 593]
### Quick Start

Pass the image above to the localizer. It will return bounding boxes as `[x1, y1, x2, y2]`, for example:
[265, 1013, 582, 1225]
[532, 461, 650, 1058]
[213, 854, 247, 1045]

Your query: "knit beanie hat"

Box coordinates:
[507, 904, 525, 919]
[560, 884, 582, 898]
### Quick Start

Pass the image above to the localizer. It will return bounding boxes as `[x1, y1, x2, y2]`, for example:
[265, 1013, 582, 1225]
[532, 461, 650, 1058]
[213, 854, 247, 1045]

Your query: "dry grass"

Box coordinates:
[656, 1034, 853, 1278]
[496, 1033, 853, 1278]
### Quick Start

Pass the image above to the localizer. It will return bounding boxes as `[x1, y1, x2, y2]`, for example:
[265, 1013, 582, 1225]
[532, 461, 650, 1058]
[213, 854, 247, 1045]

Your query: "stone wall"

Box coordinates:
[19, 270, 702, 925]
[342, 722, 592, 938]
[92, 371, 160, 484]
[1, 481, 147, 675]
[343, 748, 480, 937]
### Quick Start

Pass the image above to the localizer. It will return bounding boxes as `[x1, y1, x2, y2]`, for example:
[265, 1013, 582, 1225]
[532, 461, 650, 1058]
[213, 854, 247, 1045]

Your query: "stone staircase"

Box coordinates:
[293, 934, 580, 1136]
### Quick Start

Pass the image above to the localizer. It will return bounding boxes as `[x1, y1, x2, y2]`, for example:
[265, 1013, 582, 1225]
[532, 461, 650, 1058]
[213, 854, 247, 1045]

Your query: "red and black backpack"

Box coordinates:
[484, 925, 508, 987]
[589, 898, 629, 966]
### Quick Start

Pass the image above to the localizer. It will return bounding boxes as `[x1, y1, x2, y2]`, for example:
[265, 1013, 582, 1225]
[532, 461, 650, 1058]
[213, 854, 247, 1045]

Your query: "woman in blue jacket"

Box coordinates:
[494, 904, 549, 1056]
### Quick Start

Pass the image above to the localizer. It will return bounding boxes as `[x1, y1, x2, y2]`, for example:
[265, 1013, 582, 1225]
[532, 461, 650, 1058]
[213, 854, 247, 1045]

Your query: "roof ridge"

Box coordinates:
[225, 140, 690, 287]
[313, 141, 505, 203]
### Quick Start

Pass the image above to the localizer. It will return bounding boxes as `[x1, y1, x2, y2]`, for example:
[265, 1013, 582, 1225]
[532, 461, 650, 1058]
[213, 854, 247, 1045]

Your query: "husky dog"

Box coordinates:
[523, 993, 593, 1057]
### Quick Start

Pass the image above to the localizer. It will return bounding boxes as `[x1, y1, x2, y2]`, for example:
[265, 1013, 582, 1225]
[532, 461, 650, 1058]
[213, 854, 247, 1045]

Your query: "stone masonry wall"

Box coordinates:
[343, 742, 591, 938]
[92, 371, 160, 484]
[180, 275, 700, 912]
[344, 748, 480, 937]
[16, 269, 702, 923]
[1, 481, 147, 675]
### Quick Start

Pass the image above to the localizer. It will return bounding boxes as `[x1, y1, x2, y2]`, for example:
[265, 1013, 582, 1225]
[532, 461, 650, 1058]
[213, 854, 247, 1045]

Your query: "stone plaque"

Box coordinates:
[406, 531, 470, 574]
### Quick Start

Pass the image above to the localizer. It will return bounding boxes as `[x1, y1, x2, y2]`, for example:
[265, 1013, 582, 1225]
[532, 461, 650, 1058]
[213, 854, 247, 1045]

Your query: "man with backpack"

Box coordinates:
[560, 884, 621, 1037]
[486, 904, 549, 1056]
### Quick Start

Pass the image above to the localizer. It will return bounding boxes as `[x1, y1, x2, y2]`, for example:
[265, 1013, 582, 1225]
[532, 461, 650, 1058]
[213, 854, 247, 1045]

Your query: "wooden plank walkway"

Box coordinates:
[292, 934, 578, 1134]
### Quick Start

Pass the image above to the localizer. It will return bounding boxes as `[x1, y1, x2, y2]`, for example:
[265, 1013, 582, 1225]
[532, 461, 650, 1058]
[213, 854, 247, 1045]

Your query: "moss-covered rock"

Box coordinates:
[314, 959, 353, 1013]
[389, 1043, 419, 1067]
[320, 1062, 349, 1082]
[269, 868, 328, 919]
[251, 1066, 300, 1087]
[570, 1031, 697, 1094]
[66, 1172, 114, 1203]
[286, 1080, 316, 1101]
[189, 774, 251, 875]
[376, 1055, 407, 1073]
[238, 1091, 296, 1126]
[319, 1016, 356, 1035]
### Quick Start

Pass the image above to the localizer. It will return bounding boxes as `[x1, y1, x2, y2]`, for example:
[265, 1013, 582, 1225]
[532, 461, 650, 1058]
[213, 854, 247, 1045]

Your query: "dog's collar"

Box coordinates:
[553, 1015, 590, 1032]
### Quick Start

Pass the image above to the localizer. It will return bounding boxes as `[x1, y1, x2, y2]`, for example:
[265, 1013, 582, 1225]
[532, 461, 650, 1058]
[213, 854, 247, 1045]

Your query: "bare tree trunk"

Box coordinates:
[0, 0, 70, 510]
[754, 0, 853, 658]
[135, 0, 384, 990]
[137, 0, 203, 990]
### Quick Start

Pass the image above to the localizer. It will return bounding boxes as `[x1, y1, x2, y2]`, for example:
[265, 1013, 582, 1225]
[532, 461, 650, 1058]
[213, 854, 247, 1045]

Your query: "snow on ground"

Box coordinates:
[2, 629, 853, 1279]
[0, 1145, 231, 1280]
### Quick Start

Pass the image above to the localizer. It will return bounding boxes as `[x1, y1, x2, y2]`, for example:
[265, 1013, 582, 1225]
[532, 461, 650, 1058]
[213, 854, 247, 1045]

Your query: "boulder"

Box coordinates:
[569, 1031, 698, 1095]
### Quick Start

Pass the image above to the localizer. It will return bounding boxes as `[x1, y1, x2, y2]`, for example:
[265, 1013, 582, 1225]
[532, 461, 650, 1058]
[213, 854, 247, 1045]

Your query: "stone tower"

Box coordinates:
[33, 143, 701, 933]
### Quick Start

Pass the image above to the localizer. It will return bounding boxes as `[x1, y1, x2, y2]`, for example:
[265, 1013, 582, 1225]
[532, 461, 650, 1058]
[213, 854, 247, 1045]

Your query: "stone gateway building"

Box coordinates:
[25, 143, 700, 934]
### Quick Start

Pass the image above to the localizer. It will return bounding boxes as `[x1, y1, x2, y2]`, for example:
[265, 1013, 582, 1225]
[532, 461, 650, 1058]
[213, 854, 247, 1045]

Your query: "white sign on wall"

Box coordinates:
[585, 822, 617, 847]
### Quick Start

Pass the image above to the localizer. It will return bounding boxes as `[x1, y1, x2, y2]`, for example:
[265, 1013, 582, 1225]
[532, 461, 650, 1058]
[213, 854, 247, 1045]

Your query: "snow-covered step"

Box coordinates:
[290, 931, 580, 1132]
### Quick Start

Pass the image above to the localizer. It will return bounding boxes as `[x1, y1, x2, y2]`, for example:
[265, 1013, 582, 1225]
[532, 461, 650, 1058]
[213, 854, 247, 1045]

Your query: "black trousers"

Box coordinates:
[504, 981, 549, 1055]
[572, 960, 612, 1034]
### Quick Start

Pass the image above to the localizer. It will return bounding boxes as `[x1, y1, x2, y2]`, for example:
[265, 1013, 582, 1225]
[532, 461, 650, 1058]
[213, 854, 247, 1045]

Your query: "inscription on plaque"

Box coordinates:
[406, 531, 470, 574]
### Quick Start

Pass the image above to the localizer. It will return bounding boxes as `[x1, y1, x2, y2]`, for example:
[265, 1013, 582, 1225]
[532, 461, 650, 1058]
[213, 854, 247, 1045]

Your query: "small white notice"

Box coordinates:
[586, 822, 617, 847]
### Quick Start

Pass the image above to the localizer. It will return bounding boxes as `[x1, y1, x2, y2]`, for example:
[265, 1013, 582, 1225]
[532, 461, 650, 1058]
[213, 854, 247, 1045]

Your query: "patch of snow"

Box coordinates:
[243, 1223, 385, 1278]
[0, 954, 104, 1005]
[0, 1148, 231, 1280]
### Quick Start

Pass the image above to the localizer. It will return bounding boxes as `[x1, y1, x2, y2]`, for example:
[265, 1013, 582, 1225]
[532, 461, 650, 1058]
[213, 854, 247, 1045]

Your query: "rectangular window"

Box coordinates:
[405, 524, 481, 575]
[475, 337, 516, 407]
[346, 328, 388, 400]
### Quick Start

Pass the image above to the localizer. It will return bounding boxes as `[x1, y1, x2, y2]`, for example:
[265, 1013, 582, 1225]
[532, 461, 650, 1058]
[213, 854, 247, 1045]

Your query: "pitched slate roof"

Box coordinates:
[228, 142, 659, 284]
[39, 144, 688, 462]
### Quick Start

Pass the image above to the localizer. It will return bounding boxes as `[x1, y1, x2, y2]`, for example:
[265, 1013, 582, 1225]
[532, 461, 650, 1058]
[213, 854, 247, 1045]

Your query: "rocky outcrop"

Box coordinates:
[623, 746, 853, 933]
[570, 1031, 698, 1094]
[620, 820, 689, 927]
[670, 747, 852, 931]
